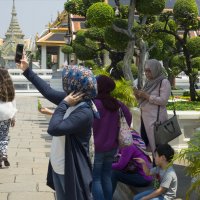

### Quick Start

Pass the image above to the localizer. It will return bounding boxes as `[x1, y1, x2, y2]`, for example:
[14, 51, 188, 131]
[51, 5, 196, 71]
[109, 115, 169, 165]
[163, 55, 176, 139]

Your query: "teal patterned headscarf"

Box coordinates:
[62, 65, 97, 100]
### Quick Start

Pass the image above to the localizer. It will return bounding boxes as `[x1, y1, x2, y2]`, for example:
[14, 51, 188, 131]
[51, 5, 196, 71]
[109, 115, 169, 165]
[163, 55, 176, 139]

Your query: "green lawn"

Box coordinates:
[167, 101, 200, 111]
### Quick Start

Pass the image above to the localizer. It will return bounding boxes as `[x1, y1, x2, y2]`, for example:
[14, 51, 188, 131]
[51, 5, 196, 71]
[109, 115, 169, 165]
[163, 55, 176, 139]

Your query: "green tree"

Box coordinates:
[155, 0, 200, 100]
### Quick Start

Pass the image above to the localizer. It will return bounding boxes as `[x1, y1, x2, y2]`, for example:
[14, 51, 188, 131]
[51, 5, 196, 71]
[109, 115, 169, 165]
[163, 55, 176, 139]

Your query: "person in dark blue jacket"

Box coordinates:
[17, 59, 98, 200]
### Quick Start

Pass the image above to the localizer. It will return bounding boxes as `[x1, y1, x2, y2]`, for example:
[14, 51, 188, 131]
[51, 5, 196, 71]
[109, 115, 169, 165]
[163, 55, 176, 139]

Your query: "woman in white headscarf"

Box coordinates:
[134, 59, 171, 158]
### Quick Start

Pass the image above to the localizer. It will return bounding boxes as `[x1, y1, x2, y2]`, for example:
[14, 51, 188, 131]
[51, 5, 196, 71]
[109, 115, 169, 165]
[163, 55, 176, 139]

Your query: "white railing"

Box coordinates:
[8, 69, 53, 92]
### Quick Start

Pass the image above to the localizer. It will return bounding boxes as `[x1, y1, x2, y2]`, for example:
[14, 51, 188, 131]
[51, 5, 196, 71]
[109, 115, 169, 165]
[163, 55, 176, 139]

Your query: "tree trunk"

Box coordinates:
[122, 40, 135, 84]
[189, 75, 196, 101]
[168, 74, 175, 89]
[122, 0, 136, 84]
[137, 39, 148, 89]
[109, 51, 125, 79]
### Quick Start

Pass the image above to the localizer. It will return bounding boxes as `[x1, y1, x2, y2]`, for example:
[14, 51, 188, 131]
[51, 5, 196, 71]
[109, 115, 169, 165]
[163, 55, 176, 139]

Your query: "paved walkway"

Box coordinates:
[0, 95, 55, 200]
[0, 95, 192, 200]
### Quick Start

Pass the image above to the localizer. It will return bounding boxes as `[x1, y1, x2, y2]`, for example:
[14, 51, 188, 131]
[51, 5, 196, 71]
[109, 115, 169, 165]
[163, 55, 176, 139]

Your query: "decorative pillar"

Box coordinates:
[59, 47, 65, 68]
[41, 45, 47, 69]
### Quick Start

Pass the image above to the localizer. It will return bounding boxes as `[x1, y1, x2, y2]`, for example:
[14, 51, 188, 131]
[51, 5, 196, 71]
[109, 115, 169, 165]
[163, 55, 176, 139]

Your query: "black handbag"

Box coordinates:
[154, 81, 182, 145]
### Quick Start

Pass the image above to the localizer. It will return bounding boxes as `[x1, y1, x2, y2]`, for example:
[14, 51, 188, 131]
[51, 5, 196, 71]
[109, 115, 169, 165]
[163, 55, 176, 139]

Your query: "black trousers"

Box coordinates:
[140, 118, 149, 146]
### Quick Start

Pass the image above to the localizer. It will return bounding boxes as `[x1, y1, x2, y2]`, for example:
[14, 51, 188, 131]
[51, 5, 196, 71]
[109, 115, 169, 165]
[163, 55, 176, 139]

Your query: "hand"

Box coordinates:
[133, 87, 140, 99]
[139, 91, 150, 100]
[134, 90, 149, 100]
[11, 118, 15, 127]
[38, 107, 54, 116]
[134, 157, 146, 164]
[64, 92, 84, 106]
[16, 54, 29, 71]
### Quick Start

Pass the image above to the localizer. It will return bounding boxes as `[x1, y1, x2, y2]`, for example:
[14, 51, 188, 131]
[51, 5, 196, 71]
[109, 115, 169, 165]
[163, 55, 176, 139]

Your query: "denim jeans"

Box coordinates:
[52, 170, 65, 200]
[111, 170, 151, 194]
[92, 149, 116, 200]
[133, 189, 164, 200]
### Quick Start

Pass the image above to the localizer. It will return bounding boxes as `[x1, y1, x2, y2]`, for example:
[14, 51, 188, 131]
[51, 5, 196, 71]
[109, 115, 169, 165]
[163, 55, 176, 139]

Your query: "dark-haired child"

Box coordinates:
[133, 144, 177, 200]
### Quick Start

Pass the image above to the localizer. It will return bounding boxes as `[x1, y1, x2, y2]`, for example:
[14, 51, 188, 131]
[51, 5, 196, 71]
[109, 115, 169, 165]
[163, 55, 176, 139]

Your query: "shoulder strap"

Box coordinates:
[63, 102, 85, 119]
[156, 80, 176, 122]
[156, 81, 163, 122]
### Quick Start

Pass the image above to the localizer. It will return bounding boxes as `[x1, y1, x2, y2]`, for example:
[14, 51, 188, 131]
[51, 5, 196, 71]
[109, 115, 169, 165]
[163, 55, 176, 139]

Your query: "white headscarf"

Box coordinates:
[138, 59, 166, 107]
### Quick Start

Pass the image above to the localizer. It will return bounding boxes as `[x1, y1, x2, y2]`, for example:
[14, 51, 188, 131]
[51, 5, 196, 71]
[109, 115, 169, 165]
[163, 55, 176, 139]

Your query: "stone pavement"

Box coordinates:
[0, 94, 192, 200]
[0, 95, 56, 200]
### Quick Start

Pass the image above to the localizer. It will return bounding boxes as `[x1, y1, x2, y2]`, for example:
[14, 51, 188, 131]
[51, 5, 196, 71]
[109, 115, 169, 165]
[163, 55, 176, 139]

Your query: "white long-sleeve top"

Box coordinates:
[0, 100, 17, 121]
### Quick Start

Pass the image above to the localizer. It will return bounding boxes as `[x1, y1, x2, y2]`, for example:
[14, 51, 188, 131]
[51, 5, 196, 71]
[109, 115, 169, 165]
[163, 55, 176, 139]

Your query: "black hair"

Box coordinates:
[155, 144, 175, 162]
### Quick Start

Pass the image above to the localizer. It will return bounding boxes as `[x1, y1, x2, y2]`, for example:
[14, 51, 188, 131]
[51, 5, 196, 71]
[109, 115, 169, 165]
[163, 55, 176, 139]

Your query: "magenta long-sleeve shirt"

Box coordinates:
[112, 145, 153, 181]
[93, 100, 132, 153]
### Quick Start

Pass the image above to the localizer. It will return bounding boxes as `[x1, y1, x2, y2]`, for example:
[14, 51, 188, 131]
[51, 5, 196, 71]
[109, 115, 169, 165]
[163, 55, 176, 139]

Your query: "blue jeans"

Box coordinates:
[111, 170, 151, 194]
[133, 189, 164, 200]
[92, 149, 116, 200]
[52, 170, 65, 200]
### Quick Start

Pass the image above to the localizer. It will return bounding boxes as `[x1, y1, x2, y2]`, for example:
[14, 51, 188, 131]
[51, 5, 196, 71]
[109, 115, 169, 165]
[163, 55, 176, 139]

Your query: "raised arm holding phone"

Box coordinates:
[16, 52, 98, 200]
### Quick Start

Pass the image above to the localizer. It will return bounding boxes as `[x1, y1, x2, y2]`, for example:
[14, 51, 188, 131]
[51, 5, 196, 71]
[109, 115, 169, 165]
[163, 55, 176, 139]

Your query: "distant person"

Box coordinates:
[133, 144, 177, 200]
[0, 68, 17, 167]
[111, 132, 152, 194]
[133, 59, 171, 158]
[92, 75, 132, 200]
[17, 56, 98, 200]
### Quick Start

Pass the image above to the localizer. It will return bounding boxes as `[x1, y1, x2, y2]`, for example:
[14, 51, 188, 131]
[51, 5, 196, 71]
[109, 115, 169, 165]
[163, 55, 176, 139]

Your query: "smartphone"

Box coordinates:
[15, 44, 24, 63]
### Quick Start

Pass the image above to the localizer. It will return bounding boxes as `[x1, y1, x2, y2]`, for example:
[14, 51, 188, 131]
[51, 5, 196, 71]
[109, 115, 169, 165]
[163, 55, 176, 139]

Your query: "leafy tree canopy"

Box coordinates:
[72, 30, 98, 60]
[104, 18, 129, 51]
[187, 37, 200, 57]
[191, 57, 200, 71]
[86, 2, 114, 28]
[61, 45, 74, 54]
[136, 0, 166, 15]
[171, 55, 186, 72]
[85, 27, 105, 42]
[173, 0, 199, 29]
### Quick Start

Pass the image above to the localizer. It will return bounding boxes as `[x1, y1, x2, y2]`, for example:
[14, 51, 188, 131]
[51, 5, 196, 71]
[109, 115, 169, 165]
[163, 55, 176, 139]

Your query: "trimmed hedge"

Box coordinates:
[136, 0, 166, 15]
[187, 37, 200, 57]
[61, 45, 73, 54]
[104, 19, 129, 51]
[173, 0, 198, 28]
[86, 2, 114, 28]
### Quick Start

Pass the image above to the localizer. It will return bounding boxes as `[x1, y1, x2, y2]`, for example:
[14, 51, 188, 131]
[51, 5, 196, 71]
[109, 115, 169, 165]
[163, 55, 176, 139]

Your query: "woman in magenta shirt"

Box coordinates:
[111, 141, 153, 194]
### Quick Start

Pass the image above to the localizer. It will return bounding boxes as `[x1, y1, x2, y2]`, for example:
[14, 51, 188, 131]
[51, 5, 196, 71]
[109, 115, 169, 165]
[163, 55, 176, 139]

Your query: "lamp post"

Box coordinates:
[64, 13, 72, 65]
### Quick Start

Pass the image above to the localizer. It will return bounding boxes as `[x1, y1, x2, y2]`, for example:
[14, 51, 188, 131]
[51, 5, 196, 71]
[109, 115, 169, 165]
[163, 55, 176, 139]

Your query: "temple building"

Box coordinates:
[0, 0, 31, 69]
[36, 11, 85, 69]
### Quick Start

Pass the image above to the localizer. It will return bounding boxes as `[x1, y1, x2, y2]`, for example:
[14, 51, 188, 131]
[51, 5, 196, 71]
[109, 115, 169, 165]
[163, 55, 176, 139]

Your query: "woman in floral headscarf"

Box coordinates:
[17, 58, 98, 200]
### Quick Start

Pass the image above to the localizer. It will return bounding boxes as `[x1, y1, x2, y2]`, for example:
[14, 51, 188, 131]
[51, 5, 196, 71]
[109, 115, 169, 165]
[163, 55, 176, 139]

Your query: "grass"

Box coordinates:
[167, 100, 200, 111]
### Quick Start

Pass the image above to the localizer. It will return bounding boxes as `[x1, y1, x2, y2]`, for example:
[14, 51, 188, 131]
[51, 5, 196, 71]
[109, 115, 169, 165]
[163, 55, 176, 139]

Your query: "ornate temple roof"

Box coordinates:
[5, 0, 24, 39]
[0, 0, 28, 68]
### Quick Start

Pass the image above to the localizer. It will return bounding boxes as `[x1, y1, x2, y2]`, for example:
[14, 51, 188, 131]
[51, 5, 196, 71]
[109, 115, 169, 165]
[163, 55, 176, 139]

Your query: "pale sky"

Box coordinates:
[0, 0, 67, 39]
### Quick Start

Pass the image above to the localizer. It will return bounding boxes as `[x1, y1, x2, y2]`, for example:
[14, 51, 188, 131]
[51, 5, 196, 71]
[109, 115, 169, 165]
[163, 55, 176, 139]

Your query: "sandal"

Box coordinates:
[2, 156, 10, 167]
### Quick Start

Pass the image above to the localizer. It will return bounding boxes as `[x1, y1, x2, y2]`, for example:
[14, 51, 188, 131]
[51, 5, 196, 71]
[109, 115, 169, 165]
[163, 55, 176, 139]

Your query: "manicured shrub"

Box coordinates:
[187, 37, 200, 57]
[104, 19, 129, 51]
[85, 27, 105, 41]
[86, 2, 114, 28]
[61, 45, 73, 54]
[72, 42, 97, 60]
[173, 0, 198, 28]
[136, 0, 166, 15]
